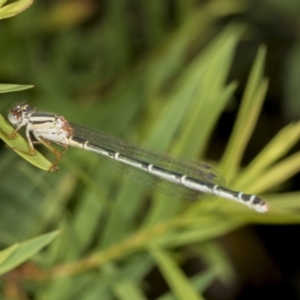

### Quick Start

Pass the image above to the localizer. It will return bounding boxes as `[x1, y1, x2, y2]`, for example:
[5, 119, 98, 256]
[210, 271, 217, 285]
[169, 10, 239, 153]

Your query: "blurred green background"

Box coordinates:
[1, 0, 300, 299]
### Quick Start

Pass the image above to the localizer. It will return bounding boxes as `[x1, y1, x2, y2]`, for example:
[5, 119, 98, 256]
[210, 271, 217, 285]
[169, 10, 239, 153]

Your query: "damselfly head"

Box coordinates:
[8, 103, 34, 126]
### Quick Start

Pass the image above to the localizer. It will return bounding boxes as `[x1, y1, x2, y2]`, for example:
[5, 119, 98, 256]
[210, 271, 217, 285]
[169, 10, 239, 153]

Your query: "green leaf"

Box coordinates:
[219, 46, 268, 181]
[174, 24, 243, 159]
[150, 247, 205, 300]
[0, 231, 60, 275]
[246, 151, 300, 194]
[0, 244, 19, 265]
[232, 121, 300, 191]
[113, 280, 148, 300]
[0, 114, 53, 171]
[0, 84, 34, 93]
[0, 0, 33, 19]
[158, 269, 217, 300]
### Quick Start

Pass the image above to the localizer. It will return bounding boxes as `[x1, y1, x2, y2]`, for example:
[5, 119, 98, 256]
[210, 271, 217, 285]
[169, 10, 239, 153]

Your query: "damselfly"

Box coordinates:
[2, 103, 268, 213]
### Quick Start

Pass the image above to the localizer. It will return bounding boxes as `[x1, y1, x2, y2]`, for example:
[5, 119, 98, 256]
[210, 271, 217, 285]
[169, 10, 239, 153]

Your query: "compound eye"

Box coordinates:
[8, 111, 20, 125]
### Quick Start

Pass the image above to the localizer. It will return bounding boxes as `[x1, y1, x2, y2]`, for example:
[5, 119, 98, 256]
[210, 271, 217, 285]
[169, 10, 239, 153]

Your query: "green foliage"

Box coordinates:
[0, 113, 52, 170]
[0, 231, 59, 276]
[0, 84, 33, 94]
[0, 0, 32, 20]
[0, 0, 300, 299]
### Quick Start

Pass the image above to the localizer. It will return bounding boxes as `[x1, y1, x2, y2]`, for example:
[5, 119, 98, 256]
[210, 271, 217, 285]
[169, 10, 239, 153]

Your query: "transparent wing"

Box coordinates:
[71, 123, 226, 200]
